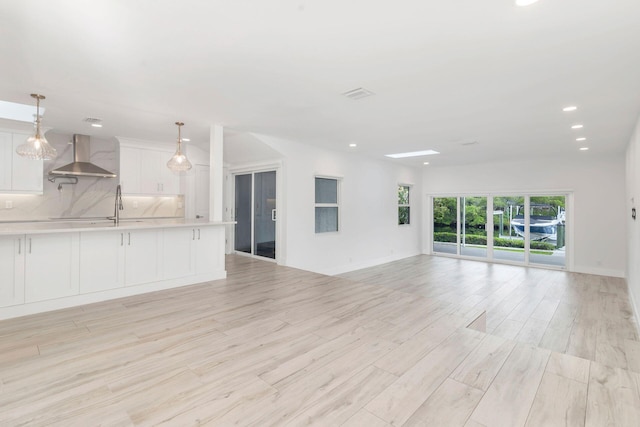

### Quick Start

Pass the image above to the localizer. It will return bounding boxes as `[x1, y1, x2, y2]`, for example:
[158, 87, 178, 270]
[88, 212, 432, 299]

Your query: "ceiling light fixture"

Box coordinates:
[580, 147, 589, 151]
[182, 138, 190, 142]
[563, 106, 578, 112]
[349, 143, 357, 147]
[15, 94, 57, 160]
[571, 124, 583, 129]
[423, 162, 430, 165]
[515, 0, 540, 6]
[91, 123, 103, 128]
[576, 137, 586, 141]
[385, 149, 440, 159]
[167, 122, 192, 172]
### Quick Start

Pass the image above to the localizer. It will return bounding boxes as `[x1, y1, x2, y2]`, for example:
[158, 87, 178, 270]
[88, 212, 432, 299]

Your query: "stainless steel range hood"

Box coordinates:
[49, 134, 117, 178]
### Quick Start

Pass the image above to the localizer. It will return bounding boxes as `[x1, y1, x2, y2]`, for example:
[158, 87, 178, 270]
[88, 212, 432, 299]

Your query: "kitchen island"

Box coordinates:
[0, 219, 233, 320]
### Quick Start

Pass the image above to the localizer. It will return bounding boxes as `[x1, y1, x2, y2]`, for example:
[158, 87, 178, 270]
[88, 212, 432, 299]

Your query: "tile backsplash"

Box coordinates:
[0, 131, 184, 222]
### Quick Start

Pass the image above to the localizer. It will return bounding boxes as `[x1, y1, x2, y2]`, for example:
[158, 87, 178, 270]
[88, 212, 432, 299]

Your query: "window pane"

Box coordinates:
[315, 178, 337, 204]
[461, 197, 487, 258]
[398, 186, 409, 205]
[398, 206, 410, 225]
[493, 196, 525, 263]
[315, 207, 338, 233]
[433, 197, 457, 254]
[529, 195, 566, 268]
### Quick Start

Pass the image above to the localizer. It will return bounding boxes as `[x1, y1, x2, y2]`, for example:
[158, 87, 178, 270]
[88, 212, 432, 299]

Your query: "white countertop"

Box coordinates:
[0, 218, 235, 236]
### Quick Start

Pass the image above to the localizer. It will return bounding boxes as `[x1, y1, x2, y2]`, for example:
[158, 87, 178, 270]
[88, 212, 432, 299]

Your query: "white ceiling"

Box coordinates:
[1, 0, 639, 167]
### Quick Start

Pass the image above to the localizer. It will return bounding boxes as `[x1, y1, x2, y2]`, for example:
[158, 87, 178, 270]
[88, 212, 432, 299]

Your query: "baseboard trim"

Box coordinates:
[572, 265, 626, 278]
[308, 251, 423, 276]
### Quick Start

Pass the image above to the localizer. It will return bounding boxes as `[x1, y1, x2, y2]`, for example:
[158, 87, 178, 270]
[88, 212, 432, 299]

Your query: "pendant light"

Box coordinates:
[167, 121, 192, 172]
[16, 94, 57, 160]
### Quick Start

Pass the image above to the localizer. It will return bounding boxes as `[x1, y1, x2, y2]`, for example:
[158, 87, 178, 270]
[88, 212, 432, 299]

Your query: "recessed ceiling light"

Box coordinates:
[563, 106, 578, 112]
[515, 0, 540, 6]
[91, 123, 103, 128]
[182, 138, 190, 142]
[580, 147, 589, 151]
[576, 137, 586, 141]
[349, 143, 357, 147]
[385, 149, 440, 159]
[423, 162, 430, 165]
[571, 124, 583, 129]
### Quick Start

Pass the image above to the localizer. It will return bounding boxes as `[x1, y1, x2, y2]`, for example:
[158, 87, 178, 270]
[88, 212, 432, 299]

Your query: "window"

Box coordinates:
[315, 177, 339, 233]
[398, 185, 410, 225]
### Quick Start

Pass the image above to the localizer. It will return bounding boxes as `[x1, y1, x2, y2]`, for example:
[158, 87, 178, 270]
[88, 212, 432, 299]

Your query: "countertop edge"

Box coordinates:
[0, 220, 236, 236]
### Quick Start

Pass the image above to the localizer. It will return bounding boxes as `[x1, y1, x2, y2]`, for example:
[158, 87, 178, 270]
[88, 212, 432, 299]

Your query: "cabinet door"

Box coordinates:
[12, 132, 43, 192]
[162, 228, 195, 279]
[195, 226, 224, 275]
[120, 146, 141, 194]
[0, 236, 25, 307]
[25, 233, 79, 303]
[0, 132, 12, 190]
[160, 155, 181, 194]
[124, 229, 160, 286]
[80, 231, 125, 293]
[140, 150, 163, 194]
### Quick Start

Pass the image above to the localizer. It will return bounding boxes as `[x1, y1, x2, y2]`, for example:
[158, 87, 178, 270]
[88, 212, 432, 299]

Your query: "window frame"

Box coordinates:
[398, 184, 411, 226]
[315, 175, 341, 234]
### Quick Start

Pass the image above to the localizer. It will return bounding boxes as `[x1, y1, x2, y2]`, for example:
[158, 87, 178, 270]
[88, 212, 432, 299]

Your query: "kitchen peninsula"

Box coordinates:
[0, 219, 232, 320]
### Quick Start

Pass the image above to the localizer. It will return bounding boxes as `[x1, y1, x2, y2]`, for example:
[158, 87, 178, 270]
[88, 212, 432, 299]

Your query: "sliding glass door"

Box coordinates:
[432, 194, 568, 269]
[234, 171, 277, 260]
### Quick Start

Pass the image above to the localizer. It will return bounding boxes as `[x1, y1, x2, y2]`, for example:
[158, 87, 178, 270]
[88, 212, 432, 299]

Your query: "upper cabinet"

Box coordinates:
[119, 140, 181, 195]
[0, 131, 44, 193]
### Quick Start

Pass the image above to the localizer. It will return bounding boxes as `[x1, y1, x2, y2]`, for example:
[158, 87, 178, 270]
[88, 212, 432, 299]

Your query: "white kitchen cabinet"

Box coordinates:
[162, 228, 195, 280]
[80, 231, 125, 293]
[0, 131, 43, 193]
[24, 233, 79, 303]
[124, 229, 161, 286]
[119, 142, 180, 195]
[119, 145, 141, 194]
[195, 226, 224, 275]
[0, 236, 25, 307]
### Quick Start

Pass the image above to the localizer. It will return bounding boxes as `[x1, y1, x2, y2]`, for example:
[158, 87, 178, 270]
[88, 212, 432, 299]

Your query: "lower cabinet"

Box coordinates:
[24, 233, 79, 303]
[162, 228, 195, 280]
[0, 236, 25, 307]
[124, 229, 161, 286]
[196, 226, 224, 275]
[0, 224, 225, 313]
[80, 231, 125, 293]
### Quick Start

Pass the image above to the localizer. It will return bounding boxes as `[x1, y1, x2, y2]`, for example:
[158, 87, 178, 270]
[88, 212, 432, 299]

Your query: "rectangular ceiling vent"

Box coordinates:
[342, 87, 375, 100]
[461, 141, 479, 146]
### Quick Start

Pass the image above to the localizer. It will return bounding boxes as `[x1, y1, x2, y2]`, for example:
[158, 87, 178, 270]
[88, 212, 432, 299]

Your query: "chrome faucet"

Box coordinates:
[112, 184, 124, 225]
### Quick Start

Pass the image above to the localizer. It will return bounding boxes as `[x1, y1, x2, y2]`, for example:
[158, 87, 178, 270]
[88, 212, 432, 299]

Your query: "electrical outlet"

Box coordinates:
[5, 201, 13, 209]
[132, 201, 139, 209]
[178, 201, 184, 208]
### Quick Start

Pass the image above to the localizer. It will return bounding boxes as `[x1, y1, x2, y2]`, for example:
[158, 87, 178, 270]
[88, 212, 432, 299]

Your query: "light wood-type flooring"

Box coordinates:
[0, 254, 639, 426]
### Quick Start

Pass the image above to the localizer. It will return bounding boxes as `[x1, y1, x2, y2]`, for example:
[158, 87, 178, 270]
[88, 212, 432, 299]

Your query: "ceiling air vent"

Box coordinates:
[461, 141, 479, 146]
[342, 87, 375, 100]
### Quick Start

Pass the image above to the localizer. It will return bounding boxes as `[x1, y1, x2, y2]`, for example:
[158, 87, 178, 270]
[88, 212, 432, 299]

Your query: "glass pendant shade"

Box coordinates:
[15, 94, 57, 160]
[167, 122, 192, 172]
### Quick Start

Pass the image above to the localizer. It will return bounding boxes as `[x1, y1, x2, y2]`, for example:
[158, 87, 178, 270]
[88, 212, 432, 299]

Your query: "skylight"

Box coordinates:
[385, 150, 440, 159]
[0, 100, 42, 122]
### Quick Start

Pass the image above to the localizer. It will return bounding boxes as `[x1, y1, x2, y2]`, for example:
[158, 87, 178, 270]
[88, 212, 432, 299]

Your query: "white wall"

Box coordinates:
[183, 144, 210, 219]
[422, 155, 627, 277]
[253, 134, 423, 275]
[626, 117, 640, 323]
